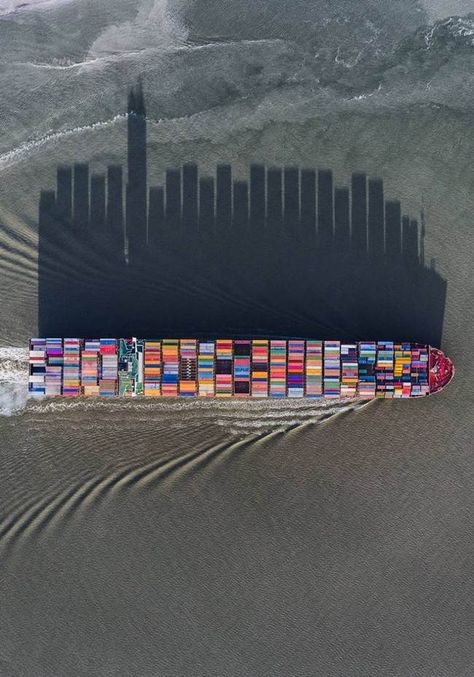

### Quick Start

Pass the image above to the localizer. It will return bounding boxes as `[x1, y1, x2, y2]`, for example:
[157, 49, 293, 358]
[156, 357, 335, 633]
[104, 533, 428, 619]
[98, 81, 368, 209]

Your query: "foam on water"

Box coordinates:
[0, 347, 29, 416]
[0, 114, 127, 170]
[0, 0, 75, 16]
[88, 0, 189, 58]
[0, 345, 366, 430]
[25, 390, 364, 434]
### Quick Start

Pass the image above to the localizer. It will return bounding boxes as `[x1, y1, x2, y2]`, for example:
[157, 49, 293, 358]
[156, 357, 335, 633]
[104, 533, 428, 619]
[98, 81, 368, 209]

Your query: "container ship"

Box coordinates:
[28, 339, 454, 399]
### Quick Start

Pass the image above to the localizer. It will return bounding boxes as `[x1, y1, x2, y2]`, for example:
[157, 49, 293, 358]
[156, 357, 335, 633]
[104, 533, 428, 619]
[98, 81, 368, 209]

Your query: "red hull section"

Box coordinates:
[429, 347, 455, 394]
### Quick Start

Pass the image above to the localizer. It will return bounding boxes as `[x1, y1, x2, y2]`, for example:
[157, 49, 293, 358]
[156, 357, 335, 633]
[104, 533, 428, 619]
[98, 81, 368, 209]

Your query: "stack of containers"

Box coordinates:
[63, 338, 82, 396]
[402, 343, 411, 397]
[323, 341, 341, 398]
[401, 343, 413, 398]
[179, 339, 198, 397]
[99, 338, 118, 396]
[29, 338, 46, 395]
[28, 337, 438, 401]
[144, 340, 162, 396]
[393, 343, 404, 397]
[305, 340, 323, 397]
[162, 339, 179, 396]
[420, 348, 430, 396]
[269, 340, 287, 397]
[215, 339, 233, 396]
[198, 342, 215, 396]
[44, 338, 63, 396]
[410, 345, 429, 396]
[233, 340, 251, 397]
[288, 340, 305, 397]
[392, 342, 413, 398]
[251, 340, 269, 397]
[376, 341, 394, 398]
[340, 343, 358, 398]
[357, 342, 377, 399]
[81, 339, 100, 396]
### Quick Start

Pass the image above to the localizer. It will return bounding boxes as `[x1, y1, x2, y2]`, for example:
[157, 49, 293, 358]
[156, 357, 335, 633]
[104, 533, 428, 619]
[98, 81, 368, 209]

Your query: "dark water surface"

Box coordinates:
[0, 1, 473, 675]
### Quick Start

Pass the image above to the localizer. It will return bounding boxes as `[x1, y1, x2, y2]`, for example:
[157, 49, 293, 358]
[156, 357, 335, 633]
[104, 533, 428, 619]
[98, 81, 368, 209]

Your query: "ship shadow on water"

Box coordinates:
[37, 83, 446, 345]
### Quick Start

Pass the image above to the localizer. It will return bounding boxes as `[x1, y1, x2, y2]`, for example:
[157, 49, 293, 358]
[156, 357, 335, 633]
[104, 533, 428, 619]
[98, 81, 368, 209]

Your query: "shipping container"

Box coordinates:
[341, 343, 358, 398]
[288, 340, 305, 397]
[215, 339, 233, 396]
[198, 341, 215, 396]
[99, 338, 118, 396]
[28, 337, 444, 400]
[358, 341, 377, 399]
[376, 340, 394, 399]
[251, 339, 269, 397]
[233, 340, 251, 397]
[179, 339, 198, 396]
[269, 340, 287, 397]
[162, 339, 179, 396]
[82, 339, 99, 396]
[144, 340, 162, 397]
[324, 340, 341, 398]
[63, 338, 82, 397]
[305, 340, 323, 398]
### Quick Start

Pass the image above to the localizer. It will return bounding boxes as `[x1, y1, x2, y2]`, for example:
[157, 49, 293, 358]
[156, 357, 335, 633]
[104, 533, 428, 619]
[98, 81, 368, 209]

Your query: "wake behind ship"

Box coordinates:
[28, 338, 454, 399]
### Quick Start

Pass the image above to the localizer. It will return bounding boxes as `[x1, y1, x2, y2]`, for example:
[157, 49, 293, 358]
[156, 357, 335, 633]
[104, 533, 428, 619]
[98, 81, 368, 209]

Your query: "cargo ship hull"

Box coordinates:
[28, 339, 454, 399]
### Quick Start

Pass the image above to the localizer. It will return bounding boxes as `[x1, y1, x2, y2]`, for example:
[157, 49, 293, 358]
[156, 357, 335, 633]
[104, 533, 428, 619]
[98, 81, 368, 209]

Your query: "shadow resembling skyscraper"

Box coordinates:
[36, 81, 447, 345]
[126, 78, 147, 263]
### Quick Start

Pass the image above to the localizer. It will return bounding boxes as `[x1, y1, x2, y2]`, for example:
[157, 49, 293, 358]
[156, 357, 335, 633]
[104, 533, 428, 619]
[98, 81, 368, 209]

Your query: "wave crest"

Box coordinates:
[88, 0, 189, 59]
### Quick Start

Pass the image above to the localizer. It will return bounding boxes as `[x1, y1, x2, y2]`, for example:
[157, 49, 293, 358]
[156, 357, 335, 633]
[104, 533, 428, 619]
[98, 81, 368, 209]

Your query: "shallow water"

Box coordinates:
[0, 1, 473, 675]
